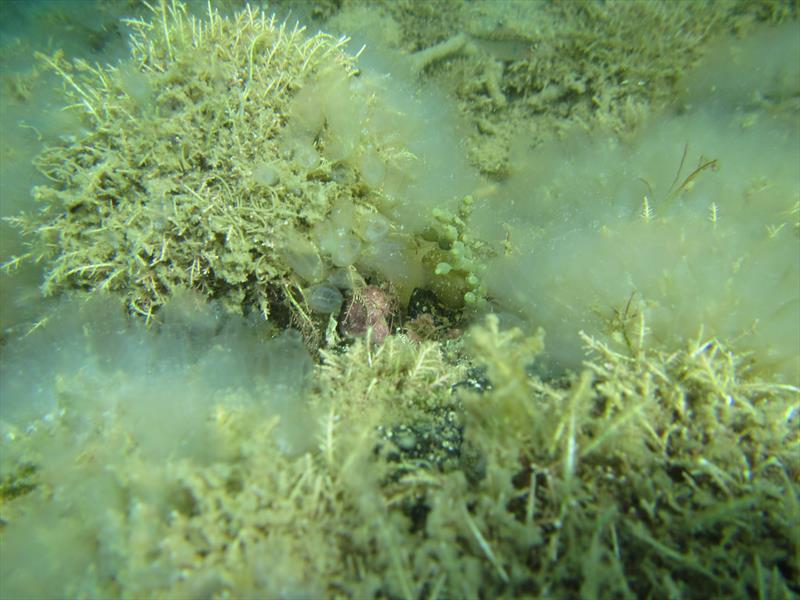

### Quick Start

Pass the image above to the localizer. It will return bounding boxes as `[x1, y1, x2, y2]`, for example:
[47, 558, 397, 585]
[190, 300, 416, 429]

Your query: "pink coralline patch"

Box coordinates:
[338, 285, 397, 344]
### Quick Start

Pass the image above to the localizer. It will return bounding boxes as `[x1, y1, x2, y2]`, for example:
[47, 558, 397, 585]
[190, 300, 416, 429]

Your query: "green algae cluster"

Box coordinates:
[1, 302, 796, 599]
[10, 0, 467, 333]
[22, 2, 356, 321]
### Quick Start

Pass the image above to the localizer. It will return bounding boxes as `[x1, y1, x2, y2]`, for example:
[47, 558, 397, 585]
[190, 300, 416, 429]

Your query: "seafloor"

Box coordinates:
[0, 1, 798, 598]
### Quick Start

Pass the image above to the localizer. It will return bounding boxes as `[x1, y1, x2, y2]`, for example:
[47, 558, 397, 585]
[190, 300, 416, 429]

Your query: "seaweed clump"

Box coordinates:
[11, 1, 353, 322]
[454, 314, 799, 598]
[7, 0, 457, 337]
[0, 295, 797, 598]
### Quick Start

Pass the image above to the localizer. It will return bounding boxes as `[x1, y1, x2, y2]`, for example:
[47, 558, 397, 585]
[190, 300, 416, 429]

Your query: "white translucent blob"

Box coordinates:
[359, 213, 390, 242]
[306, 283, 343, 313]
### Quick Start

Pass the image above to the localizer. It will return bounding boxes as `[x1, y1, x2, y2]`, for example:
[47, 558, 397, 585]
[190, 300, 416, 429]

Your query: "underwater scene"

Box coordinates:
[0, 0, 798, 598]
